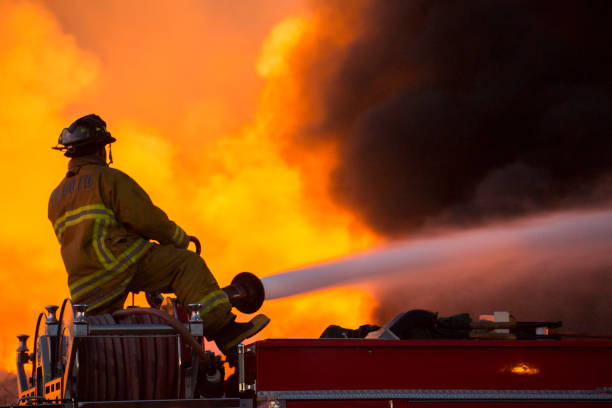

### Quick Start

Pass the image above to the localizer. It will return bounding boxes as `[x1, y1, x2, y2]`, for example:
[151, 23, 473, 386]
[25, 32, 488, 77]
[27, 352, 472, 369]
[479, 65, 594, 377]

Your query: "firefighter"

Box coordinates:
[48, 114, 269, 352]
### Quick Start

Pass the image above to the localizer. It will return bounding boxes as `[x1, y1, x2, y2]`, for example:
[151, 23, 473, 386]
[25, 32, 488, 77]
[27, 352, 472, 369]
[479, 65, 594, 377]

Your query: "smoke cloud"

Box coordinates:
[0, 370, 16, 405]
[285, 0, 612, 235]
[257, 0, 612, 334]
[373, 263, 612, 335]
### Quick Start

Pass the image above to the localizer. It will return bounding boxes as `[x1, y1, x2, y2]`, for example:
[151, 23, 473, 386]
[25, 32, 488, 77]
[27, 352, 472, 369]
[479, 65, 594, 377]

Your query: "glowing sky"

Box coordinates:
[0, 0, 379, 372]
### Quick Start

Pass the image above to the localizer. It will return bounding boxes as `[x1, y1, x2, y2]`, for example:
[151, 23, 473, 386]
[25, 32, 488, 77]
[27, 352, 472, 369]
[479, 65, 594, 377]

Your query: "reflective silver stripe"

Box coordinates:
[257, 389, 612, 401]
[86, 278, 131, 312]
[54, 208, 114, 238]
[172, 226, 181, 242]
[198, 291, 230, 315]
[70, 239, 148, 296]
[172, 226, 186, 246]
[96, 218, 113, 264]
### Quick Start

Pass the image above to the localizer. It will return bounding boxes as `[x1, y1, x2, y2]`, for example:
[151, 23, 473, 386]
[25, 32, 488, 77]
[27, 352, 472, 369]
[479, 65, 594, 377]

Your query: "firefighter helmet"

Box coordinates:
[53, 114, 116, 155]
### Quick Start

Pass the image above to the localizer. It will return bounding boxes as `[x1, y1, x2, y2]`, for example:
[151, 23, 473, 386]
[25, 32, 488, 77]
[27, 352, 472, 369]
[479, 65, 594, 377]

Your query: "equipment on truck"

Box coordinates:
[11, 284, 612, 407]
[15, 269, 266, 407]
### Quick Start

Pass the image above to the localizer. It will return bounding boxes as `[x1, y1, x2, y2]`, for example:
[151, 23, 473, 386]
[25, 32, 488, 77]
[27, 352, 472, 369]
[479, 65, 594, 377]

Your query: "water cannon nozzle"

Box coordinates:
[222, 272, 265, 314]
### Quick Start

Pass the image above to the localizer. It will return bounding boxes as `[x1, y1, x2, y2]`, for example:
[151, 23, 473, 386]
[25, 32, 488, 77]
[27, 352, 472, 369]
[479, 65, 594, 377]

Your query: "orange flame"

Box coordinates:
[0, 1, 379, 372]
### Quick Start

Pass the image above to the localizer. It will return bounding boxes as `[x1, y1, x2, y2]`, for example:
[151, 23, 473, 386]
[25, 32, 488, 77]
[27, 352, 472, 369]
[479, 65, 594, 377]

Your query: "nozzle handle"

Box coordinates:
[189, 236, 201, 255]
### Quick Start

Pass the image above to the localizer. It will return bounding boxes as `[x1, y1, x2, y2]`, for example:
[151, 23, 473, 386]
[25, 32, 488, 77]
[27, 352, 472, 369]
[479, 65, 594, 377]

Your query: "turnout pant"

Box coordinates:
[92, 243, 235, 335]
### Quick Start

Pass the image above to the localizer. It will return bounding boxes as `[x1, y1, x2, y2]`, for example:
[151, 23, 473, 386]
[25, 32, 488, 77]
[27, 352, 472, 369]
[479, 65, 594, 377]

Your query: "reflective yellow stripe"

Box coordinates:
[91, 218, 116, 268]
[196, 290, 230, 317]
[200, 298, 230, 317]
[70, 238, 150, 296]
[98, 219, 115, 264]
[69, 239, 151, 299]
[56, 212, 115, 240]
[53, 204, 108, 230]
[54, 204, 115, 241]
[58, 204, 152, 310]
[172, 225, 181, 242]
[171, 225, 186, 246]
[92, 218, 108, 266]
[84, 275, 133, 312]
[55, 205, 117, 266]
[196, 290, 223, 305]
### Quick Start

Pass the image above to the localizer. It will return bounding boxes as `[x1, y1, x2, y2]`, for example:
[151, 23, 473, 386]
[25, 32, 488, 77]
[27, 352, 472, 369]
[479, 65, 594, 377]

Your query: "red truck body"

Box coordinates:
[248, 338, 612, 407]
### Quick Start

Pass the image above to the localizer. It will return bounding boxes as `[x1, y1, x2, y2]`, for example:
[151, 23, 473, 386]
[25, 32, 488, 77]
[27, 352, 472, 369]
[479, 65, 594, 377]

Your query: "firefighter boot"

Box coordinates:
[214, 314, 270, 353]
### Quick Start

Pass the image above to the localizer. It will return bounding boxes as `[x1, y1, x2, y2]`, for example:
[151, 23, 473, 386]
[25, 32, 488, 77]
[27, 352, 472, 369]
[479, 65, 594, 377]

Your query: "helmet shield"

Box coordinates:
[59, 126, 91, 145]
[53, 114, 116, 152]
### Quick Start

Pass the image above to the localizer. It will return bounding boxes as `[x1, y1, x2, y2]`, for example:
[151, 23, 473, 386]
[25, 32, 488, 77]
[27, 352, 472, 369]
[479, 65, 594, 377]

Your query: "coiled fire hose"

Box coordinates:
[112, 307, 211, 367]
[80, 313, 179, 400]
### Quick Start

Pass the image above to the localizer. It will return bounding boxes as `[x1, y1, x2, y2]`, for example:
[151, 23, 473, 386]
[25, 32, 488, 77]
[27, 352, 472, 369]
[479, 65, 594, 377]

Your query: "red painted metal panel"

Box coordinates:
[254, 339, 612, 391]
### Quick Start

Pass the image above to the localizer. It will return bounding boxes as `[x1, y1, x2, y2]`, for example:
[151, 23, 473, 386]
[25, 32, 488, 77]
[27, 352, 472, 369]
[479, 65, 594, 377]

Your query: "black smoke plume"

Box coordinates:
[0, 371, 16, 405]
[295, 0, 612, 236]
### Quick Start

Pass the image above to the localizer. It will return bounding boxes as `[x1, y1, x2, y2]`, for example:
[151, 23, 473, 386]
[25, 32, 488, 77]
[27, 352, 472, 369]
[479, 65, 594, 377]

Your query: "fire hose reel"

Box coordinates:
[18, 299, 233, 403]
[16, 267, 266, 404]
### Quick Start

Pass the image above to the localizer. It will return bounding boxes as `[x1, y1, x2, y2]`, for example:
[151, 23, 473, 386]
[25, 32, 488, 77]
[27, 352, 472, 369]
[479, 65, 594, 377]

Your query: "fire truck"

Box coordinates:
[11, 271, 612, 408]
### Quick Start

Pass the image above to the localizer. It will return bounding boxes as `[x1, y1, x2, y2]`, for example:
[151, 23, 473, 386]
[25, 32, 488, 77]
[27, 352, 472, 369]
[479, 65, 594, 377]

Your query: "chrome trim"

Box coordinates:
[238, 344, 256, 393]
[257, 388, 612, 401]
